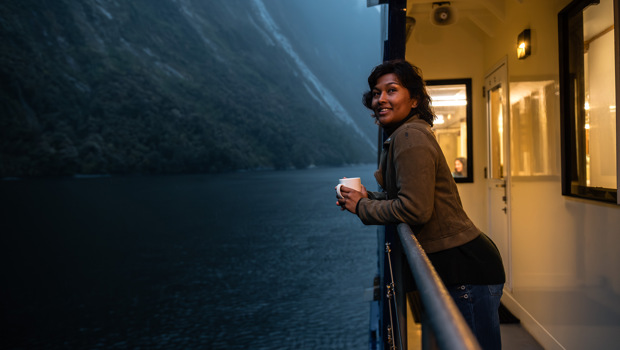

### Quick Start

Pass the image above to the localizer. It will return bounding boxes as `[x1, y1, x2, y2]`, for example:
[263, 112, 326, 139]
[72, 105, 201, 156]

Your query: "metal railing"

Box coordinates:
[380, 223, 482, 350]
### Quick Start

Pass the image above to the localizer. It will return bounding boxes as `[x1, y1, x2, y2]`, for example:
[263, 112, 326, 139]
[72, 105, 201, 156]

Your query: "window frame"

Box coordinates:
[426, 78, 474, 183]
[558, 0, 620, 204]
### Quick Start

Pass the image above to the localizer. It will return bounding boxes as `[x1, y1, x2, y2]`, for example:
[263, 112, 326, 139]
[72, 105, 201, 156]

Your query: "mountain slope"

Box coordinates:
[0, 0, 380, 177]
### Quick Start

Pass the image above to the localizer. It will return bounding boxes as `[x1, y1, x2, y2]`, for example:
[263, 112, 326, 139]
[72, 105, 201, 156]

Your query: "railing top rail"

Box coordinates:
[397, 223, 482, 350]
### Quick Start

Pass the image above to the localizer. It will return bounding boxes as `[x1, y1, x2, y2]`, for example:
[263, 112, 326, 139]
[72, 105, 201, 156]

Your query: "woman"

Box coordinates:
[337, 60, 505, 350]
[453, 157, 467, 177]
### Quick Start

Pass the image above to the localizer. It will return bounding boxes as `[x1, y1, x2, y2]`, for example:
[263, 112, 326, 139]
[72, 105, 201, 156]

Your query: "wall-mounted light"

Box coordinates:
[517, 29, 531, 59]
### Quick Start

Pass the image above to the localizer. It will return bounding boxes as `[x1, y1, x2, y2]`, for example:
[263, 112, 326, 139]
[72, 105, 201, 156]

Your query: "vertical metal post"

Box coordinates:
[380, 1, 407, 349]
[368, 0, 408, 348]
[384, 0, 407, 61]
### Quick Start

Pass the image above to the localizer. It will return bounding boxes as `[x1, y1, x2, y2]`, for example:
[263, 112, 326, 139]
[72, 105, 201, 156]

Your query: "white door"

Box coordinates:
[485, 59, 512, 291]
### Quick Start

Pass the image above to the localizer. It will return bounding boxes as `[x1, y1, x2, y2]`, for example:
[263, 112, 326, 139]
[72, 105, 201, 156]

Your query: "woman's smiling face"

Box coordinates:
[371, 73, 418, 128]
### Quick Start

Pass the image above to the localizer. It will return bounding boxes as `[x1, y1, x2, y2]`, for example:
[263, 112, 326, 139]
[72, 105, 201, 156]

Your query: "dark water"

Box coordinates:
[0, 165, 378, 349]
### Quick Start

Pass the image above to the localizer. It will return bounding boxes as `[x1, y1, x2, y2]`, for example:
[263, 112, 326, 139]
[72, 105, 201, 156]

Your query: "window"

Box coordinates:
[427, 79, 473, 183]
[510, 80, 560, 177]
[559, 0, 619, 203]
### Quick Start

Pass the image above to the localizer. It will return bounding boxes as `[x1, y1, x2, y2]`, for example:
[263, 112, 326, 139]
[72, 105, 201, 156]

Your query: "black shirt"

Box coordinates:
[427, 233, 506, 286]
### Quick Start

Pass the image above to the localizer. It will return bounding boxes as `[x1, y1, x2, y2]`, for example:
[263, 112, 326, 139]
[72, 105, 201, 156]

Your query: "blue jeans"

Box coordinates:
[447, 284, 504, 350]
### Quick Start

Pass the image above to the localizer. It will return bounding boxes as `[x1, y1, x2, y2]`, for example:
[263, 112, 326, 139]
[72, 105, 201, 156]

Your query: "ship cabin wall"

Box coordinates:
[405, 0, 620, 348]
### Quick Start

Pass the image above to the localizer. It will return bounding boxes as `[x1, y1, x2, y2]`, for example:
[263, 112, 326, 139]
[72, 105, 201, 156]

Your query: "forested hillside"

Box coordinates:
[0, 0, 380, 177]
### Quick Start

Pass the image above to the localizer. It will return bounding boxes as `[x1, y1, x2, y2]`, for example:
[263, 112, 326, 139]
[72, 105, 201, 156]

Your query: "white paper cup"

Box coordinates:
[336, 177, 362, 198]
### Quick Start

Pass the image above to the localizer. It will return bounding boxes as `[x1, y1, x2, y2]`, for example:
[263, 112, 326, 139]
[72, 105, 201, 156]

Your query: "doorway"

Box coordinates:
[485, 59, 512, 291]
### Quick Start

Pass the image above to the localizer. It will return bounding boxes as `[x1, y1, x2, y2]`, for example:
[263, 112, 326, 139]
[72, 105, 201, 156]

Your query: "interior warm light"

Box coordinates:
[585, 123, 590, 130]
[517, 29, 531, 59]
[431, 100, 467, 107]
[584, 101, 590, 110]
[435, 114, 445, 124]
[433, 95, 465, 100]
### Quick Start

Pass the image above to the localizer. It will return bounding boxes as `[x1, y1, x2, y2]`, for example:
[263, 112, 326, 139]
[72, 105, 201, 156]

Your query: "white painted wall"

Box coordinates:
[407, 13, 489, 232]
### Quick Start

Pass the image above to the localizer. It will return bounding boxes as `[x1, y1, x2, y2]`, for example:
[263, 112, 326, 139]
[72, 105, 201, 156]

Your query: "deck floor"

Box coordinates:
[405, 321, 544, 349]
[500, 324, 544, 350]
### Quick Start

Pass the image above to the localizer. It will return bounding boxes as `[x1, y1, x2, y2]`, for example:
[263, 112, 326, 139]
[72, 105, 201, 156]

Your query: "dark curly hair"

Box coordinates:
[362, 60, 435, 126]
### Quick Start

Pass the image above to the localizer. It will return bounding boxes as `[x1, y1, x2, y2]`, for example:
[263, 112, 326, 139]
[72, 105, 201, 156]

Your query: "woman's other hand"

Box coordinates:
[336, 184, 368, 214]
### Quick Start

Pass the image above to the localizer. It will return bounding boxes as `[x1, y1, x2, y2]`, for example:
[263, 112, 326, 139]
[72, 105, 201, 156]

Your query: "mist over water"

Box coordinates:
[251, 0, 375, 148]
[0, 1, 382, 177]
[1, 164, 379, 349]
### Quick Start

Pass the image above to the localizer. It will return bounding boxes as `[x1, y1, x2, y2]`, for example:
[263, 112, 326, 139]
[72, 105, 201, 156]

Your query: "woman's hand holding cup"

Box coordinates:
[335, 177, 368, 214]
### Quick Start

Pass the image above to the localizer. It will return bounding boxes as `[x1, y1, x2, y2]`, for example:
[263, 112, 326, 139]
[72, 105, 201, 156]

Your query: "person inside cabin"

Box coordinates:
[337, 60, 505, 350]
[453, 157, 467, 177]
